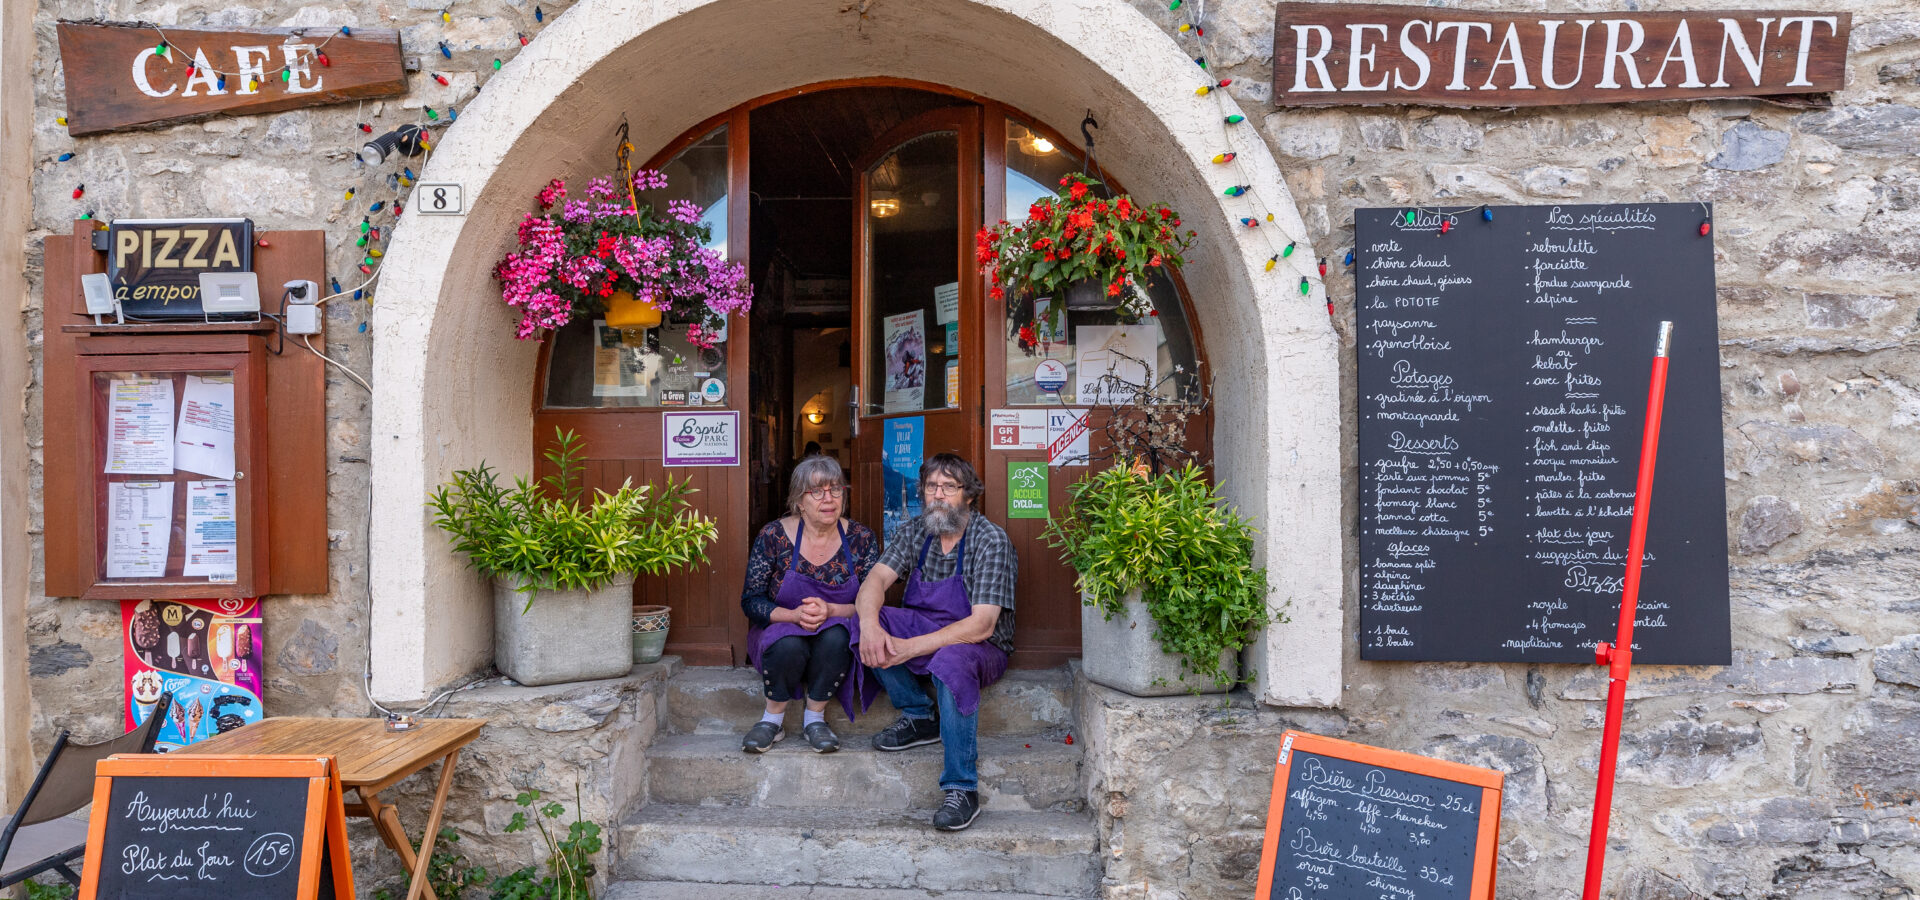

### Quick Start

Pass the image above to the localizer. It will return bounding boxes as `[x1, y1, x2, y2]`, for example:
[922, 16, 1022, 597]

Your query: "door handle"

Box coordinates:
[849, 385, 860, 438]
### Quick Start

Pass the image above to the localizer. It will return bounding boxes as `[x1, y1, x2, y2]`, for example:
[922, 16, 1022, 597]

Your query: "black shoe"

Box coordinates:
[803, 720, 840, 753]
[933, 789, 981, 831]
[871, 714, 941, 751]
[742, 720, 784, 753]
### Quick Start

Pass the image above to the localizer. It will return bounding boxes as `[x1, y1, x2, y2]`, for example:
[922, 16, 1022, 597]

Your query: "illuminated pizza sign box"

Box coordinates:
[102, 218, 256, 319]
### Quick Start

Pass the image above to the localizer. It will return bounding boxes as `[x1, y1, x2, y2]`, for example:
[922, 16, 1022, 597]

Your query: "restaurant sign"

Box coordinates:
[56, 22, 406, 137]
[103, 218, 255, 319]
[1272, 4, 1849, 107]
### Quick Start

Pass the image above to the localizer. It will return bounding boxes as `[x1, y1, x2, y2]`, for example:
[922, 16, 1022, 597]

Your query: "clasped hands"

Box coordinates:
[857, 617, 927, 669]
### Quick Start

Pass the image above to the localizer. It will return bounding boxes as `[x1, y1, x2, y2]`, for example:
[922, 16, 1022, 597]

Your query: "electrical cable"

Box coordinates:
[300, 334, 372, 393]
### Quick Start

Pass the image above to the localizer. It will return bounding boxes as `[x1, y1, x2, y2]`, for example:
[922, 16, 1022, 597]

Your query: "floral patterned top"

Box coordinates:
[740, 518, 881, 628]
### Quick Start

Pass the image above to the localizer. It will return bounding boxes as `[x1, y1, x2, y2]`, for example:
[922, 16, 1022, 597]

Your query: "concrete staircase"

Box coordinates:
[609, 666, 1100, 898]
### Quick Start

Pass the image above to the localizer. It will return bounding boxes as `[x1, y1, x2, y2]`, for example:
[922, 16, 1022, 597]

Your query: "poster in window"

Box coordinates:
[881, 416, 924, 541]
[591, 320, 653, 399]
[122, 598, 265, 751]
[883, 310, 927, 414]
[1074, 323, 1159, 405]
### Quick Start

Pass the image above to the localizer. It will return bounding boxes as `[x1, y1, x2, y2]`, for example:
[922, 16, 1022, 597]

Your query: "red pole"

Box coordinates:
[1581, 321, 1674, 900]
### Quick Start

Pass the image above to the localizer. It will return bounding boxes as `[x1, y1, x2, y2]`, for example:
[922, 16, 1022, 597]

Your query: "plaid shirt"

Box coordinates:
[878, 512, 1017, 654]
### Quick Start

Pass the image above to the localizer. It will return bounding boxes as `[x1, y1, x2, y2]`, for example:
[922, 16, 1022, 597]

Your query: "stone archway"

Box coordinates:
[368, 0, 1342, 707]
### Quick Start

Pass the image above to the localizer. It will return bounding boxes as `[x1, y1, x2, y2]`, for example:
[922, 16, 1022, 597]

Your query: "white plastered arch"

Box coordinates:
[369, 0, 1342, 707]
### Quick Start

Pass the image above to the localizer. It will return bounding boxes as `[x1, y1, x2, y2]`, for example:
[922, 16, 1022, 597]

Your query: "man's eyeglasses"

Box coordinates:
[923, 481, 965, 497]
[802, 485, 846, 501]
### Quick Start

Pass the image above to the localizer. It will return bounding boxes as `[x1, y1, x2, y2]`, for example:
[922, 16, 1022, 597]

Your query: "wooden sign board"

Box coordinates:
[80, 754, 353, 900]
[105, 218, 255, 319]
[56, 22, 405, 137]
[1273, 4, 1849, 107]
[1257, 731, 1503, 900]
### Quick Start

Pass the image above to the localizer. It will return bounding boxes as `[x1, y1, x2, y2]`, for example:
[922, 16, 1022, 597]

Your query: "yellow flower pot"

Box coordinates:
[605, 290, 663, 329]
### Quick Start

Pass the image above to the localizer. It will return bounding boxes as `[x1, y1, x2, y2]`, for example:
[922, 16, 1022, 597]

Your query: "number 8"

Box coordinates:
[432, 187, 447, 209]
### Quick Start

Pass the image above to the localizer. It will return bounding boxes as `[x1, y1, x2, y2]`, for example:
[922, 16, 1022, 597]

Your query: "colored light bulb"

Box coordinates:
[425, 107, 438, 120]
[359, 263, 373, 274]
[1283, 241, 1295, 258]
[341, 26, 352, 36]
[57, 116, 67, 126]
[1319, 258, 1328, 276]
[535, 6, 544, 21]
[1240, 217, 1258, 228]
[1265, 256, 1277, 272]
[1211, 152, 1235, 164]
[317, 51, 330, 67]
[518, 33, 528, 46]
[1193, 56, 1206, 69]
[356, 234, 368, 247]
[360, 218, 370, 234]
[439, 42, 451, 60]
[257, 237, 271, 248]
[71, 184, 83, 199]
[359, 122, 372, 133]
[1700, 220, 1711, 236]
[57, 152, 73, 162]
[282, 69, 291, 82]
[1343, 250, 1354, 266]
[217, 75, 227, 91]
[1299, 278, 1310, 296]
[1404, 210, 1415, 225]
[1169, 1, 1182, 10]
[369, 201, 385, 213]
[369, 248, 384, 258]
[331, 278, 342, 294]
[1224, 114, 1244, 125]
[1482, 208, 1493, 222]
[493, 58, 502, 70]
[433, 73, 449, 86]
[345, 188, 355, 201]
[441, 9, 451, 24]
[1224, 185, 1248, 197]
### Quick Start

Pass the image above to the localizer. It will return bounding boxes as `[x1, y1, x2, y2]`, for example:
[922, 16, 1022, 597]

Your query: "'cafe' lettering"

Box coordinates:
[131, 43, 325, 98]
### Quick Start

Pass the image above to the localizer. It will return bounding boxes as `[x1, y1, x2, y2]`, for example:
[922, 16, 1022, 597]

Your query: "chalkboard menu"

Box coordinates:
[1256, 731, 1502, 900]
[81, 755, 352, 900]
[1355, 203, 1730, 664]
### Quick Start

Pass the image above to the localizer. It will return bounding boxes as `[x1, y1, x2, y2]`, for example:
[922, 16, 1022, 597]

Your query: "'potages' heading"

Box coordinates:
[1272, 4, 1849, 107]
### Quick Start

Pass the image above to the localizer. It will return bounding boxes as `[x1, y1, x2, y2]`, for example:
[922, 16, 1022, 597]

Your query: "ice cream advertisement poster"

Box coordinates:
[122, 598, 264, 750]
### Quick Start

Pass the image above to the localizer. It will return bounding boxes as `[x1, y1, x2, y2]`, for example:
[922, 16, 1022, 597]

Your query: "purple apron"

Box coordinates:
[745, 521, 871, 720]
[874, 530, 1009, 717]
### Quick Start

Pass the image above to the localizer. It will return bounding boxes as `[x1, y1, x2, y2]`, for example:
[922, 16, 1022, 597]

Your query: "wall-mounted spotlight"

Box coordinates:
[359, 124, 426, 166]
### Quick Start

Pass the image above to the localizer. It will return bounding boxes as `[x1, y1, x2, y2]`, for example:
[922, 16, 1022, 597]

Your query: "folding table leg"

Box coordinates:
[405, 749, 461, 900]
[364, 790, 440, 900]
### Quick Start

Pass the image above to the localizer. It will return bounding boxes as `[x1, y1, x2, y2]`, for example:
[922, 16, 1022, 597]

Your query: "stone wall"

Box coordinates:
[18, 0, 1920, 898]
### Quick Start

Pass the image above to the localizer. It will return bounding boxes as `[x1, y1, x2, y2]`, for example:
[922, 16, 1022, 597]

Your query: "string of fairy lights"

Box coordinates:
[1168, 0, 1333, 315]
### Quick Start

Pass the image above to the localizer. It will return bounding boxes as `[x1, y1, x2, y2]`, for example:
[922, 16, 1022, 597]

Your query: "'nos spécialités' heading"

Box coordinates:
[1272, 4, 1849, 107]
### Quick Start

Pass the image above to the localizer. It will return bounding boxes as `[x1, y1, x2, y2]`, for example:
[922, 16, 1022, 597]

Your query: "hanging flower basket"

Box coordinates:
[976, 172, 1195, 342]
[493, 170, 752, 348]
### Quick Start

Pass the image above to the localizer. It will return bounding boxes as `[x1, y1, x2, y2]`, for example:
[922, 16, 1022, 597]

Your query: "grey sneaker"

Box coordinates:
[742, 720, 784, 753]
[803, 720, 840, 753]
[871, 714, 940, 751]
[933, 789, 981, 831]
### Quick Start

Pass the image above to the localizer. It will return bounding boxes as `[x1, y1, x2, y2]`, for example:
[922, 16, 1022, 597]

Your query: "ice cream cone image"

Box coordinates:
[130, 670, 164, 723]
[186, 698, 204, 742]
[167, 693, 188, 739]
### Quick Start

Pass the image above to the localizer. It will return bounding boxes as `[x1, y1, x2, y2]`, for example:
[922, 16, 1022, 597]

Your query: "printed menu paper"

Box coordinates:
[174, 374, 236, 478]
[105, 377, 175, 474]
[106, 480, 174, 578]
[183, 480, 238, 579]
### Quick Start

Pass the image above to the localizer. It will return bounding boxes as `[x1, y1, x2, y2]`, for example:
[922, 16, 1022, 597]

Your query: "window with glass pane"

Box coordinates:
[1002, 119, 1199, 405]
[543, 125, 732, 408]
[865, 131, 961, 416]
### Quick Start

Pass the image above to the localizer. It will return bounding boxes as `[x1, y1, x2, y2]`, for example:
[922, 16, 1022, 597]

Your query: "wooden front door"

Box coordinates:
[849, 107, 986, 535]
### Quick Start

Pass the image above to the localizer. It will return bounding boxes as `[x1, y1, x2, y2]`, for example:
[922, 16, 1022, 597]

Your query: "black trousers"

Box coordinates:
[760, 626, 853, 703]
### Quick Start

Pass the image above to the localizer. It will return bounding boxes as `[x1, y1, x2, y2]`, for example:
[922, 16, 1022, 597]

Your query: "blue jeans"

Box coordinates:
[869, 664, 978, 792]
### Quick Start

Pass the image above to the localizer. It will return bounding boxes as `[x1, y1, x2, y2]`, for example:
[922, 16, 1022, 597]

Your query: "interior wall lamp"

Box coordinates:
[805, 410, 827, 425]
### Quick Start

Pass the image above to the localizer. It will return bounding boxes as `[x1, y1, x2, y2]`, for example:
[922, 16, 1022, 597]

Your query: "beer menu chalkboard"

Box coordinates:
[1355, 203, 1730, 664]
[80, 755, 352, 900]
[1256, 731, 1503, 900]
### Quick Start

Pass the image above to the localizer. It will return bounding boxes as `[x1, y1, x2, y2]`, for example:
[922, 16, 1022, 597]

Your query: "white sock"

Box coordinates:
[803, 709, 826, 727]
[761, 710, 785, 727]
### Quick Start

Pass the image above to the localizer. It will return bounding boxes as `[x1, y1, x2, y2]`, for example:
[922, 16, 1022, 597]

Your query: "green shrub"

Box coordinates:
[429, 428, 718, 608]
[1045, 462, 1277, 688]
[488, 787, 602, 900]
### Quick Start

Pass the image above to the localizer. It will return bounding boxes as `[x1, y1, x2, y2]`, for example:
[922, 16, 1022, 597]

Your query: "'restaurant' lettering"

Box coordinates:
[1274, 5, 1848, 106]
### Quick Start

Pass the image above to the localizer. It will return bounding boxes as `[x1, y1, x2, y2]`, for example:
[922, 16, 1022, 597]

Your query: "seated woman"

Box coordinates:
[739, 454, 879, 753]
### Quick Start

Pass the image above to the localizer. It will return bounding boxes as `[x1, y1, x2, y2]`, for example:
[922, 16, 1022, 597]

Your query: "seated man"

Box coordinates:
[856, 452, 1017, 832]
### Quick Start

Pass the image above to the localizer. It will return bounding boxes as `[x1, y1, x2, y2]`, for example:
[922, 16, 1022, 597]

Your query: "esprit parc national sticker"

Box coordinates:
[123, 597, 264, 750]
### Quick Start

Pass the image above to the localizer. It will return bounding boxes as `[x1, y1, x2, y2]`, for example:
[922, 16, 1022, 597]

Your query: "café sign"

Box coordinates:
[1272, 4, 1849, 107]
[56, 22, 406, 136]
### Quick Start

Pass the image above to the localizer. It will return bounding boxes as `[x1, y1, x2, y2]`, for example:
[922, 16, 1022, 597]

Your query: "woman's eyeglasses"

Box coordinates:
[803, 485, 846, 501]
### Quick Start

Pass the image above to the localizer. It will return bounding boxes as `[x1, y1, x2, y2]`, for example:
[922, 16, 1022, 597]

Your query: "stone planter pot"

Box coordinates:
[631, 604, 671, 664]
[493, 575, 635, 686]
[1080, 590, 1233, 696]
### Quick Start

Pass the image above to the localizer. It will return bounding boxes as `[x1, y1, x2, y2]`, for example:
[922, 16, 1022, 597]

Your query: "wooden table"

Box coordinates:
[181, 717, 484, 900]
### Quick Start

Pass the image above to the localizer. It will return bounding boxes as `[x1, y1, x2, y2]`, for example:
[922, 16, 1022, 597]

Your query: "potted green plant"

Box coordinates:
[1046, 461, 1273, 695]
[428, 429, 717, 686]
[975, 172, 1195, 343]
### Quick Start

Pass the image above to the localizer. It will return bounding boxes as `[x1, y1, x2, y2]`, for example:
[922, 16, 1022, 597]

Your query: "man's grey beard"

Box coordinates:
[925, 500, 969, 535]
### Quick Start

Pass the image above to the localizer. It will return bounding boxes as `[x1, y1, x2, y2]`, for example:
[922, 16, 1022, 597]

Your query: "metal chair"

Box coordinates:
[0, 692, 173, 888]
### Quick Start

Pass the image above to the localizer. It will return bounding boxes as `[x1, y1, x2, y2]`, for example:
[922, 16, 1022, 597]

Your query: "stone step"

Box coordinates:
[664, 665, 1075, 738]
[607, 882, 1094, 900]
[615, 804, 1102, 897]
[647, 733, 1084, 812]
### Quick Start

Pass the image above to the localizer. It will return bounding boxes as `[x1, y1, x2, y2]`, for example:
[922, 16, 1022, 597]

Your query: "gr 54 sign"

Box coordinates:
[1272, 4, 1848, 107]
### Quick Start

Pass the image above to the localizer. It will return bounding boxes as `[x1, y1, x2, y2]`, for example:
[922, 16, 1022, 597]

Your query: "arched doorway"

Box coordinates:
[529, 83, 1214, 668]
[368, 0, 1342, 707]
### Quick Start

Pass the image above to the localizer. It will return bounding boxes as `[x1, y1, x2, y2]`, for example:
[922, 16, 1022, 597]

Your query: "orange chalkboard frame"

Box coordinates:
[79, 754, 354, 900]
[1255, 731, 1504, 900]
